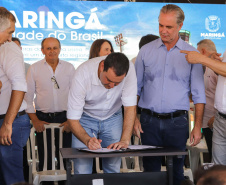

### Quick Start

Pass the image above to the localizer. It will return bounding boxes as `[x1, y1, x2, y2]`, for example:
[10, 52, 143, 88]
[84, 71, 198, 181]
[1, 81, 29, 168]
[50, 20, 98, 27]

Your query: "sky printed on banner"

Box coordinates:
[1, 0, 226, 67]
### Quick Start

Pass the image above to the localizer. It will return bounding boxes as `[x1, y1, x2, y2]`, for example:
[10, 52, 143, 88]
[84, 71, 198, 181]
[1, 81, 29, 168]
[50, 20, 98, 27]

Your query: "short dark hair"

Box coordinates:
[41, 37, 61, 49]
[89, 39, 114, 59]
[12, 37, 21, 46]
[103, 52, 129, 76]
[139, 34, 159, 49]
[196, 165, 226, 185]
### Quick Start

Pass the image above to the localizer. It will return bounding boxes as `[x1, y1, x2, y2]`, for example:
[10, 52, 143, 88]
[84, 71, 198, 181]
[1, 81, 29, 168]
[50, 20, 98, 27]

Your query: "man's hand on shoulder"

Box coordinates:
[209, 53, 222, 61]
[0, 123, 12, 145]
[32, 119, 49, 132]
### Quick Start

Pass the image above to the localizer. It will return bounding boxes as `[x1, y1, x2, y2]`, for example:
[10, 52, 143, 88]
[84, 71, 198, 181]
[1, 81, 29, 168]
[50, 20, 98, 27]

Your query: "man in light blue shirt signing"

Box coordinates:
[133, 4, 206, 185]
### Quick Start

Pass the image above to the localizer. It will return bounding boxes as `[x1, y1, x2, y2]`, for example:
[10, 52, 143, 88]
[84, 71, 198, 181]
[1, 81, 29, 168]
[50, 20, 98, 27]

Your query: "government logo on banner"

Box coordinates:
[201, 15, 225, 39]
[205, 15, 220, 32]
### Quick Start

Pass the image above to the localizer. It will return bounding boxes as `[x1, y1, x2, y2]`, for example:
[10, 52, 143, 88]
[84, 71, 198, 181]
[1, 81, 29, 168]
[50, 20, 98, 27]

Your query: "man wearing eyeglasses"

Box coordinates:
[67, 52, 137, 174]
[0, 7, 30, 185]
[24, 37, 75, 184]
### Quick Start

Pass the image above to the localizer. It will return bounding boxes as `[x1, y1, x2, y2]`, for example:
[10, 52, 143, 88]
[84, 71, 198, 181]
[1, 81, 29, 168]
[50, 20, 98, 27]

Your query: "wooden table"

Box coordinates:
[60, 147, 187, 185]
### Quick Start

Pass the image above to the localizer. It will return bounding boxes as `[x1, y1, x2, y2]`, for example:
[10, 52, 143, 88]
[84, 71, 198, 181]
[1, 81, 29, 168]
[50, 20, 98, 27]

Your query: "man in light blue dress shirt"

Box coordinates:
[133, 4, 206, 185]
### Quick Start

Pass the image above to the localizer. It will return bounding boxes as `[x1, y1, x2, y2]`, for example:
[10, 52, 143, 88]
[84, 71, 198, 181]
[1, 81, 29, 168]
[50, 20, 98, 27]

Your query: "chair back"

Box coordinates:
[30, 123, 64, 173]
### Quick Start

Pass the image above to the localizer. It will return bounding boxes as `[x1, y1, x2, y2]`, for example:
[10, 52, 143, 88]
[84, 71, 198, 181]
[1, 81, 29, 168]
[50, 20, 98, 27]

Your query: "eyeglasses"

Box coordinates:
[51, 76, 60, 89]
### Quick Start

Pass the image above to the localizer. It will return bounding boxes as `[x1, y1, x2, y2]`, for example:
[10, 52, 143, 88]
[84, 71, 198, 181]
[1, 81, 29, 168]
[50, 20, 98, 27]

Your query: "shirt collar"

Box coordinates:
[43, 59, 62, 64]
[156, 38, 164, 48]
[91, 57, 106, 86]
[174, 37, 183, 50]
[156, 36, 183, 50]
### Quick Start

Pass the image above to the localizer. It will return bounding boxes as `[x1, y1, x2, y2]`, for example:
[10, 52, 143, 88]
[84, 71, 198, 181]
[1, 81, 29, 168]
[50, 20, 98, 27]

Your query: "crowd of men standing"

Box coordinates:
[0, 3, 226, 185]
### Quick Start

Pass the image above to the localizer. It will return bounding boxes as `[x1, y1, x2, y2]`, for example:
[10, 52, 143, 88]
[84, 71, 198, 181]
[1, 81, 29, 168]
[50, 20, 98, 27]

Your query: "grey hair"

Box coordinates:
[0, 7, 16, 32]
[159, 4, 185, 25]
[197, 39, 217, 52]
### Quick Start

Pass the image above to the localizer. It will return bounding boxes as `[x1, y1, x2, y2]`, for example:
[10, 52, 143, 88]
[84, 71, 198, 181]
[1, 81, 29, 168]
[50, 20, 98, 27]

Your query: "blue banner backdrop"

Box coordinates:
[1, 0, 225, 67]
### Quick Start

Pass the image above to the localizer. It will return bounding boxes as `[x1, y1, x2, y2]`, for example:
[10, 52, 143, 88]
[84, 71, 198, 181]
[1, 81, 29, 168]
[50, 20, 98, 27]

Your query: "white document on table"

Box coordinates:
[80, 148, 118, 153]
[79, 145, 160, 153]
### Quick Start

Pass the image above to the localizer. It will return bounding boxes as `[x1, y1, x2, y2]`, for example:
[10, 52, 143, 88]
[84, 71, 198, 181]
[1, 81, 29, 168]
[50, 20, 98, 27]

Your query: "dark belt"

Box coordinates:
[142, 109, 187, 119]
[0, 110, 26, 120]
[36, 110, 66, 118]
[218, 112, 226, 119]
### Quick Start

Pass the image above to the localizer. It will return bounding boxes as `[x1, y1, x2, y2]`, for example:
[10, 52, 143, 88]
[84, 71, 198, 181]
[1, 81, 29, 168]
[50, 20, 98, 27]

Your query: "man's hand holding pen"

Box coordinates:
[87, 130, 102, 150]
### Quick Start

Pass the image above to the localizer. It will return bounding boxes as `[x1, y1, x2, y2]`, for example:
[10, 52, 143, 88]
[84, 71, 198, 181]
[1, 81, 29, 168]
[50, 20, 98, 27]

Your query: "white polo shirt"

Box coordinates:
[214, 50, 226, 114]
[67, 56, 137, 121]
[25, 59, 75, 113]
[0, 42, 27, 115]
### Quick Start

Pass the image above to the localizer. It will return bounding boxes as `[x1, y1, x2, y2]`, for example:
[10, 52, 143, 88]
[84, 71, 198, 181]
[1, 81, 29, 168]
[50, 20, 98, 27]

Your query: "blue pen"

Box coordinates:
[92, 130, 102, 149]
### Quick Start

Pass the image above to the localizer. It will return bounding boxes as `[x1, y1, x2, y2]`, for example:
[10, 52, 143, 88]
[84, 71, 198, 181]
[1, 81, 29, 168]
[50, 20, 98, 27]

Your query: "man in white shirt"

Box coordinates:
[0, 7, 30, 185]
[181, 49, 226, 165]
[12, 36, 30, 181]
[67, 52, 137, 174]
[197, 39, 218, 162]
[24, 37, 75, 180]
